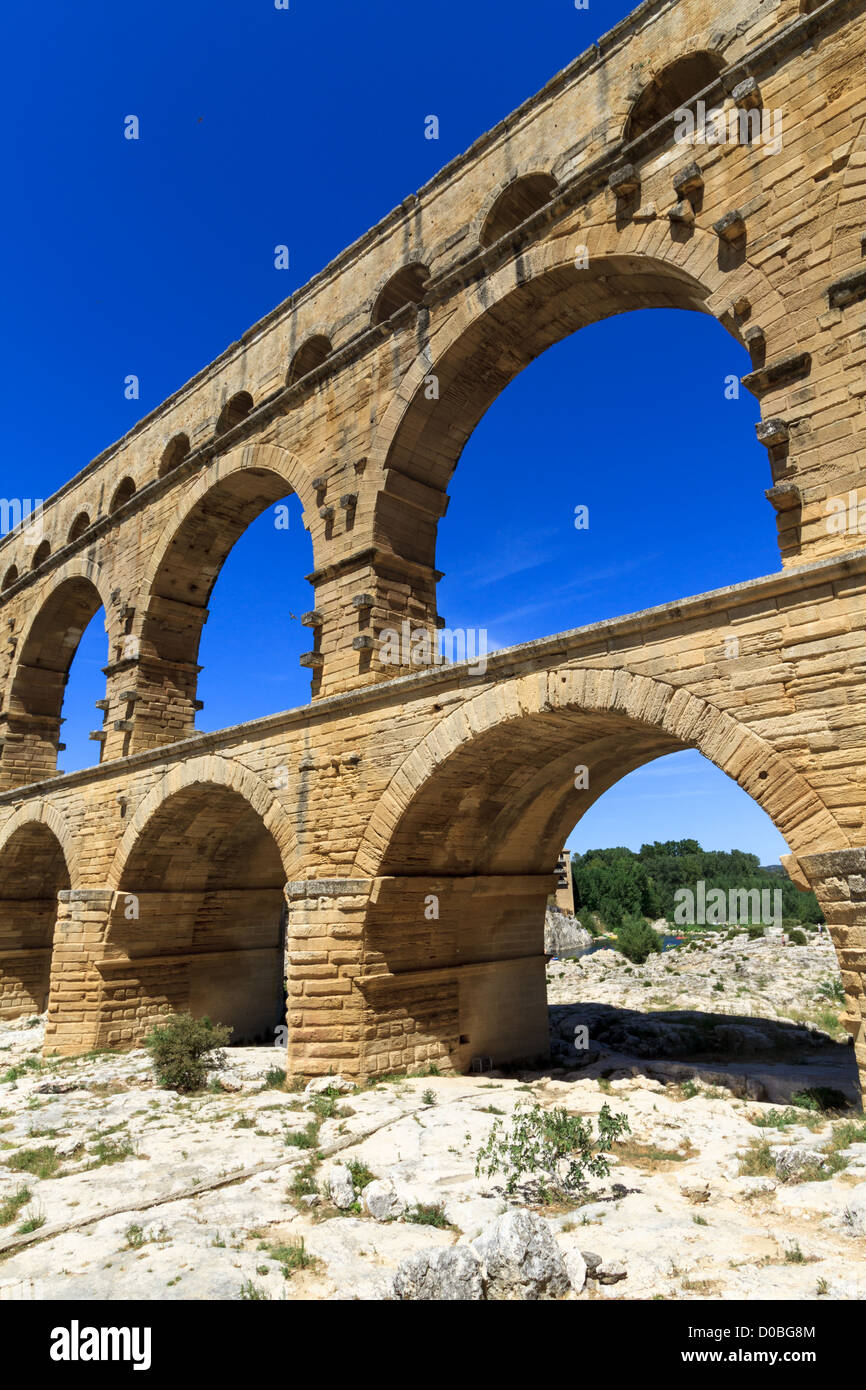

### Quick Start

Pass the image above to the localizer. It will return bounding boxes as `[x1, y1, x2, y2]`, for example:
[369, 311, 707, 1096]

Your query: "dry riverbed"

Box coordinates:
[0, 930, 863, 1301]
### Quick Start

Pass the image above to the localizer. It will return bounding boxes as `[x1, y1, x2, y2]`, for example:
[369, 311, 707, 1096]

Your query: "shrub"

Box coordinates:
[144, 1013, 231, 1093]
[613, 915, 662, 965]
[405, 1202, 449, 1227]
[817, 978, 845, 1005]
[788, 928, 807, 946]
[475, 1101, 630, 1202]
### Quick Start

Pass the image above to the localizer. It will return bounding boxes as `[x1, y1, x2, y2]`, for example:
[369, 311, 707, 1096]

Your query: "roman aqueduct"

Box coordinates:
[0, 0, 865, 1094]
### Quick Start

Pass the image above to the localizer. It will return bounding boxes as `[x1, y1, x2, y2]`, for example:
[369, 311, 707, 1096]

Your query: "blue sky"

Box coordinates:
[0, 0, 789, 863]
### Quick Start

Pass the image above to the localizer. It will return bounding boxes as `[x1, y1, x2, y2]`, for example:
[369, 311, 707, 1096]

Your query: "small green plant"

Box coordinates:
[0, 1184, 32, 1226]
[346, 1158, 375, 1191]
[787, 928, 807, 946]
[88, 1135, 135, 1168]
[475, 1101, 630, 1201]
[239, 1280, 270, 1300]
[738, 1139, 775, 1177]
[817, 978, 845, 1005]
[421, 1088, 436, 1106]
[784, 1241, 805, 1264]
[1, 1057, 43, 1085]
[17, 1213, 45, 1234]
[144, 1014, 231, 1093]
[288, 1157, 320, 1202]
[5, 1145, 61, 1180]
[285, 1119, 320, 1150]
[263, 1067, 287, 1090]
[791, 1087, 848, 1114]
[269, 1238, 316, 1277]
[124, 1224, 145, 1249]
[405, 1203, 449, 1228]
[816, 1278, 829, 1296]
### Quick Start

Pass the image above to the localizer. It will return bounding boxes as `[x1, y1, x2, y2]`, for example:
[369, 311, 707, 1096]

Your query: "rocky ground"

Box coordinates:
[0, 928, 863, 1301]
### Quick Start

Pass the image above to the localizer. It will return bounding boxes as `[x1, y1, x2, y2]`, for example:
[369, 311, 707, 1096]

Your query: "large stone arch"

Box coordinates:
[0, 800, 81, 885]
[126, 443, 317, 749]
[109, 753, 298, 888]
[0, 812, 72, 1019]
[95, 756, 293, 1048]
[365, 234, 793, 576]
[0, 559, 114, 790]
[348, 667, 853, 1078]
[355, 667, 849, 877]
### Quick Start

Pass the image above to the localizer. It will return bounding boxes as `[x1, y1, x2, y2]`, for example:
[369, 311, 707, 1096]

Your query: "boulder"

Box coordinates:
[327, 1164, 356, 1209]
[563, 1247, 587, 1292]
[774, 1147, 828, 1182]
[393, 1247, 484, 1301]
[472, 1209, 569, 1301]
[362, 1178, 404, 1222]
[304, 1075, 354, 1095]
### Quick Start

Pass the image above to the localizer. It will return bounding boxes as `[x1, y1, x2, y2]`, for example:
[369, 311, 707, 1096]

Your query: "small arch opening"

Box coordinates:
[158, 433, 191, 478]
[286, 336, 332, 387]
[1, 565, 18, 591]
[372, 264, 429, 326]
[215, 391, 254, 436]
[624, 51, 727, 142]
[109, 478, 136, 514]
[479, 173, 559, 248]
[67, 512, 91, 544]
[31, 539, 51, 570]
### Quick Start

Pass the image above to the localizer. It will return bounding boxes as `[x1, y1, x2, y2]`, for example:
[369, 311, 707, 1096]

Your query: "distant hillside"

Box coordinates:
[571, 839, 824, 929]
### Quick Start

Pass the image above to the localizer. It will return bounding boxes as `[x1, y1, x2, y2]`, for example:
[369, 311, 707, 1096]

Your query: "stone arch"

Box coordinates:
[352, 667, 850, 1076]
[623, 50, 727, 142]
[31, 539, 51, 570]
[367, 235, 790, 572]
[158, 432, 190, 478]
[109, 477, 136, 514]
[110, 754, 297, 888]
[129, 443, 316, 743]
[1, 559, 113, 789]
[2, 564, 18, 591]
[0, 814, 72, 1019]
[477, 171, 559, 248]
[102, 756, 291, 1046]
[67, 511, 91, 544]
[371, 262, 430, 326]
[355, 668, 848, 878]
[287, 334, 333, 387]
[215, 390, 254, 436]
[0, 800, 81, 885]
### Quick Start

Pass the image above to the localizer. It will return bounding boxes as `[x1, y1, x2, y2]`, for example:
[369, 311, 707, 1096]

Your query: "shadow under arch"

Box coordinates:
[99, 762, 292, 1048]
[0, 816, 71, 1019]
[351, 669, 850, 1075]
[0, 562, 112, 790]
[131, 444, 317, 746]
[368, 242, 791, 575]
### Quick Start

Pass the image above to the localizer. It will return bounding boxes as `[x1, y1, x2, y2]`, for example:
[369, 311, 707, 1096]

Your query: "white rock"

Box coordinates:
[363, 1179, 404, 1222]
[304, 1075, 354, 1095]
[563, 1247, 587, 1292]
[393, 1246, 484, 1301]
[678, 1177, 711, 1204]
[472, 1209, 569, 1301]
[327, 1164, 356, 1209]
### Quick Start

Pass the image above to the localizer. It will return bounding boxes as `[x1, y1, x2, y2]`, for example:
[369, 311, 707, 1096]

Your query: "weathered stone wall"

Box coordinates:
[0, 0, 863, 1092]
[0, 0, 863, 788]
